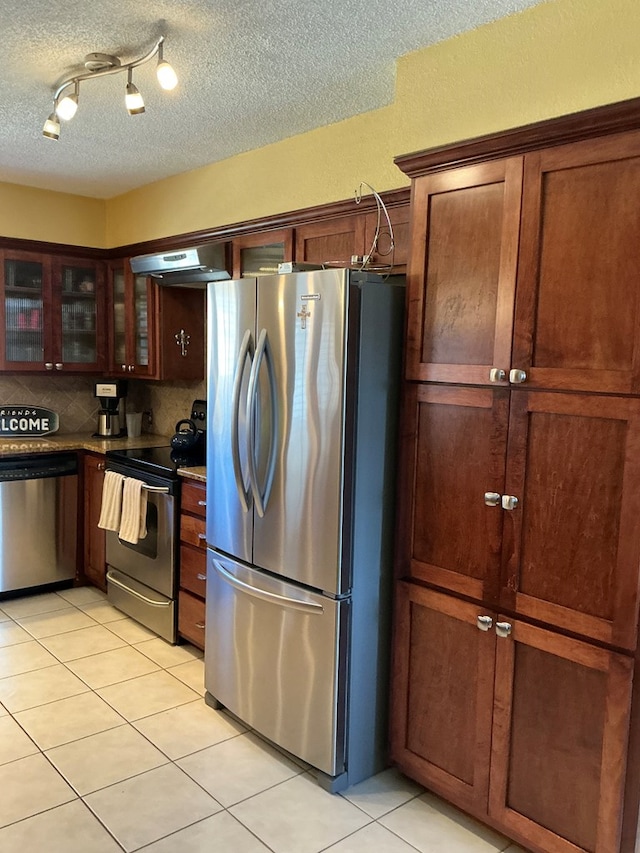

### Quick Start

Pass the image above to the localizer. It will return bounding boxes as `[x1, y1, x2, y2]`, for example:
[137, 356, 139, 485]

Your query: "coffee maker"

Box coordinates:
[94, 380, 127, 437]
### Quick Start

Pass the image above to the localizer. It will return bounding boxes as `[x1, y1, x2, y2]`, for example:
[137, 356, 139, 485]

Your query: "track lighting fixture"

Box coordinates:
[42, 35, 177, 140]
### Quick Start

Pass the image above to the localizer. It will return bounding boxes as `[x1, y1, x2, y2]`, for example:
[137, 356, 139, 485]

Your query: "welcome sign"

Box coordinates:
[0, 407, 59, 437]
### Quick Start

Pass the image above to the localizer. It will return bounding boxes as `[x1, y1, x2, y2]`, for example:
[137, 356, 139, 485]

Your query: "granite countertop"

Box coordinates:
[178, 466, 207, 483]
[0, 432, 207, 481]
[0, 433, 170, 456]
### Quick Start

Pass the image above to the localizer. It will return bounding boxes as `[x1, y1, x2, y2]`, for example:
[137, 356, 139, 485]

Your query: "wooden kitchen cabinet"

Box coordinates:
[404, 158, 523, 386]
[231, 229, 293, 278]
[294, 214, 365, 267]
[82, 451, 107, 592]
[363, 202, 411, 270]
[0, 249, 105, 373]
[392, 115, 640, 853]
[398, 383, 640, 651]
[390, 582, 635, 853]
[405, 131, 640, 393]
[178, 479, 207, 648]
[107, 260, 205, 380]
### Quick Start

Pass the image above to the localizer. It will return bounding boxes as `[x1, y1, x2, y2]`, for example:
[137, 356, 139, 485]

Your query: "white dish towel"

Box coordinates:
[97, 471, 125, 531]
[119, 477, 148, 544]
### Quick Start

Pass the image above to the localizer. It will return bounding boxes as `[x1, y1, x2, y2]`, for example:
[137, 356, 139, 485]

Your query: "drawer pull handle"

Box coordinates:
[197, 573, 207, 581]
[197, 500, 207, 507]
[197, 533, 207, 541]
[195, 621, 205, 630]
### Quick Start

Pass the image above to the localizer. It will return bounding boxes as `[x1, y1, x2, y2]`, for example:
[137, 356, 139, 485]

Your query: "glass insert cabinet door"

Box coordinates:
[109, 264, 152, 375]
[134, 274, 150, 368]
[240, 242, 286, 276]
[111, 267, 127, 368]
[60, 262, 98, 365]
[3, 257, 45, 367]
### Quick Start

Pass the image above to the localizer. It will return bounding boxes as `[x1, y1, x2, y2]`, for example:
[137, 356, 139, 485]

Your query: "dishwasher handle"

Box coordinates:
[0, 452, 78, 482]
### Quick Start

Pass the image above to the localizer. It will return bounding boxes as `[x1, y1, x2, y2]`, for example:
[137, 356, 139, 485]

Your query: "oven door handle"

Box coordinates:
[106, 570, 172, 607]
[141, 484, 170, 493]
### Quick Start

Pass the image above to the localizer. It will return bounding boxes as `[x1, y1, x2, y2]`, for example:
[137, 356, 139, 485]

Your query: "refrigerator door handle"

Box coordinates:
[246, 328, 278, 518]
[212, 558, 324, 615]
[231, 329, 254, 513]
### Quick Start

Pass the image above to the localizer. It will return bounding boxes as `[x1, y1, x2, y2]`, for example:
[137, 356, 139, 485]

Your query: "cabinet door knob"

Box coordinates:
[496, 621, 512, 638]
[197, 533, 207, 541]
[501, 495, 519, 511]
[484, 492, 501, 507]
[121, 364, 127, 372]
[55, 363, 63, 370]
[45, 362, 54, 370]
[97, 462, 105, 471]
[195, 622, 206, 630]
[128, 364, 135, 372]
[197, 573, 207, 581]
[489, 368, 506, 383]
[509, 368, 527, 384]
[197, 500, 207, 507]
[476, 615, 493, 632]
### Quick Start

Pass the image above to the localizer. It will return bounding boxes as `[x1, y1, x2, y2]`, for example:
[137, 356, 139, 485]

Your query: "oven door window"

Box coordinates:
[118, 501, 158, 559]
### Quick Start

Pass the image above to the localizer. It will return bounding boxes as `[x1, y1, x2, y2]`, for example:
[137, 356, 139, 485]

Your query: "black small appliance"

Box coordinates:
[170, 399, 206, 464]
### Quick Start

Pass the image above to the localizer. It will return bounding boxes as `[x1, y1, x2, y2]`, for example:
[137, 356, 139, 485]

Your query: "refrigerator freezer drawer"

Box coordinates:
[205, 550, 348, 777]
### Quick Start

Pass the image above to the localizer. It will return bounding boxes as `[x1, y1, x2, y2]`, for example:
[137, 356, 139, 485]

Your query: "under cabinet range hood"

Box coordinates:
[130, 245, 230, 286]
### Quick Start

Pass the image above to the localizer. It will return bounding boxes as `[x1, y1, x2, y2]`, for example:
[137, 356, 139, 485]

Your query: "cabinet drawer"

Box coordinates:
[178, 590, 206, 650]
[180, 513, 207, 548]
[180, 546, 207, 598]
[181, 481, 207, 517]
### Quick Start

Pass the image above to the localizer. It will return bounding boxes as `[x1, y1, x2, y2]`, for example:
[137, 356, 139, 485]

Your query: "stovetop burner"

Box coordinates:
[105, 445, 205, 480]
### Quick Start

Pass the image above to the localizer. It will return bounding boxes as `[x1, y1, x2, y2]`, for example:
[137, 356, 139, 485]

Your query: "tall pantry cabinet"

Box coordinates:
[390, 103, 640, 853]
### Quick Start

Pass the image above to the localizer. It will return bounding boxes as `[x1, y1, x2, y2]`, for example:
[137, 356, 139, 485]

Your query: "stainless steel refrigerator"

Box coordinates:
[204, 268, 403, 792]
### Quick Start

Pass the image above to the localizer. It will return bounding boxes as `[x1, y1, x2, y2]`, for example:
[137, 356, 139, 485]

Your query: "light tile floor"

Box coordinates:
[0, 586, 529, 852]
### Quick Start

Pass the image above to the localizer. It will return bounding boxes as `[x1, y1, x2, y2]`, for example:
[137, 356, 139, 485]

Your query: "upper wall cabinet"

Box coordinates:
[512, 132, 640, 394]
[363, 203, 411, 271]
[232, 229, 293, 278]
[406, 131, 640, 393]
[295, 215, 366, 267]
[107, 260, 204, 381]
[405, 158, 523, 386]
[0, 249, 104, 373]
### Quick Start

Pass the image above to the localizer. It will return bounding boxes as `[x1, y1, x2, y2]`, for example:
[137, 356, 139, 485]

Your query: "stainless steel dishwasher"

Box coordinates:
[0, 452, 78, 594]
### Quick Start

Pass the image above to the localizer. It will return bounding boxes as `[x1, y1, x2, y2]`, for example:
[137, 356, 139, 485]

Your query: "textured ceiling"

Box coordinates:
[1, 0, 545, 199]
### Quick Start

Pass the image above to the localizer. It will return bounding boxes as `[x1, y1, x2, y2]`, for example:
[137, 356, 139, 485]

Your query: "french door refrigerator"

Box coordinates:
[205, 268, 403, 791]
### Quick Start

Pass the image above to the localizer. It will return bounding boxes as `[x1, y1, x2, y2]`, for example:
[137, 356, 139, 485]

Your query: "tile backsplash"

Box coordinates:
[0, 375, 206, 437]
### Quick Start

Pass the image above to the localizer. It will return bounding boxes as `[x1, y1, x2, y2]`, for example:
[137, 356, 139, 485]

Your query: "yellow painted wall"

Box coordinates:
[4, 0, 640, 248]
[0, 182, 106, 247]
[107, 0, 640, 247]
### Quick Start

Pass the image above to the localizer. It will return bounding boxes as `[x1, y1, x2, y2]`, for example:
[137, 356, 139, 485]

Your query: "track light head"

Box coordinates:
[42, 112, 61, 140]
[156, 41, 178, 91]
[56, 82, 79, 121]
[125, 69, 145, 115]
